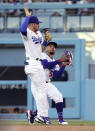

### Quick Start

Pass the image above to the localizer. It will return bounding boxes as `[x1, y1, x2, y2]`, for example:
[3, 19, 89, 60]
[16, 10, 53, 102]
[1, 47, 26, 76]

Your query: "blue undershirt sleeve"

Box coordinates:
[20, 16, 30, 36]
[41, 59, 59, 69]
[53, 66, 65, 80]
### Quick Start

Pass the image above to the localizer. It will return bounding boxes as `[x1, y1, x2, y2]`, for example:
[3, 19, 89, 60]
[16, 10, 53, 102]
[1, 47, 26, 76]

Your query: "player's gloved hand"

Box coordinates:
[44, 29, 52, 43]
[64, 50, 73, 65]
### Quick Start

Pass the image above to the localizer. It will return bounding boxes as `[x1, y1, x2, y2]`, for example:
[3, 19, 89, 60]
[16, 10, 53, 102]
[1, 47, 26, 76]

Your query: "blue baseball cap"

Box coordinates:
[47, 42, 57, 48]
[28, 16, 42, 24]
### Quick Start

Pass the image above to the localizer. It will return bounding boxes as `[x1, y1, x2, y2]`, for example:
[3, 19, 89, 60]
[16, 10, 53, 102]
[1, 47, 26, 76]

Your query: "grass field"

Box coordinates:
[0, 120, 95, 126]
[1, 120, 95, 131]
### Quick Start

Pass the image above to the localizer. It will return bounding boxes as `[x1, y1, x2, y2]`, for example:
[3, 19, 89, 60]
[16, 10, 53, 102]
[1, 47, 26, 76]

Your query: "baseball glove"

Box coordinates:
[64, 50, 73, 65]
[43, 29, 52, 43]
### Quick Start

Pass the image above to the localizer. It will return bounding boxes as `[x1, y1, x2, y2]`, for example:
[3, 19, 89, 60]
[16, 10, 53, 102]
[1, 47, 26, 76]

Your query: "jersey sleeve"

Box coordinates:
[41, 53, 62, 69]
[41, 59, 60, 69]
[20, 16, 30, 36]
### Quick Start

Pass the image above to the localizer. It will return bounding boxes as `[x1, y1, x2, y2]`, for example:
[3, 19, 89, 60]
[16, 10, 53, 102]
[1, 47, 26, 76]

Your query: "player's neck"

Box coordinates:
[47, 53, 53, 59]
[28, 26, 38, 34]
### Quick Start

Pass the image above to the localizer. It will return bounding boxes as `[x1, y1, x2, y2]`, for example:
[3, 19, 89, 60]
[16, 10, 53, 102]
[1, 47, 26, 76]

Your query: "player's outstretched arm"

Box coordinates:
[41, 55, 70, 69]
[41, 59, 63, 69]
[20, 7, 32, 36]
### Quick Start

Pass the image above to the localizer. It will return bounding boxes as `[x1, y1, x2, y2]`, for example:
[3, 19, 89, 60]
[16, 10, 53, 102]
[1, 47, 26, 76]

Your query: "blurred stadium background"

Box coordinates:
[0, 0, 95, 121]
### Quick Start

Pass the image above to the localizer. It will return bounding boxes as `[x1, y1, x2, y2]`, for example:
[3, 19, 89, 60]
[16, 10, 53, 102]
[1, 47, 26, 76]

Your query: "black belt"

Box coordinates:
[26, 57, 42, 61]
[36, 58, 42, 62]
[26, 57, 29, 60]
[24, 61, 29, 65]
[24, 58, 42, 65]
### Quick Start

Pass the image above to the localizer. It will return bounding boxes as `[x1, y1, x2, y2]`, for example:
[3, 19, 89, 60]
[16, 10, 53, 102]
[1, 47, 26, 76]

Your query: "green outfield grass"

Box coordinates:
[0, 120, 95, 126]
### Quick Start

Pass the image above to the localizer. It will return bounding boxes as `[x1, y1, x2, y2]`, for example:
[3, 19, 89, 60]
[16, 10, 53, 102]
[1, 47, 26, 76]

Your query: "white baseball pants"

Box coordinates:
[25, 59, 49, 117]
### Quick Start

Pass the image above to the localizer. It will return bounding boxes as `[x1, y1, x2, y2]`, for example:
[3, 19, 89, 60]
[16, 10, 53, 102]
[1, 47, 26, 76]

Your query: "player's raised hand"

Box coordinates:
[24, 7, 32, 17]
[60, 54, 69, 62]
[63, 61, 71, 66]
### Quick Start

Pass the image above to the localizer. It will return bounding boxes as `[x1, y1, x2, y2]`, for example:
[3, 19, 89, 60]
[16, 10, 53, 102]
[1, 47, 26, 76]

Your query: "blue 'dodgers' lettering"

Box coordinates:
[32, 36, 42, 44]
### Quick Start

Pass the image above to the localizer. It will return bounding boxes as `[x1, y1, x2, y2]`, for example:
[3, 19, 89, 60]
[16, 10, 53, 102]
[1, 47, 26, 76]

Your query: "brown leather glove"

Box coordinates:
[44, 29, 52, 43]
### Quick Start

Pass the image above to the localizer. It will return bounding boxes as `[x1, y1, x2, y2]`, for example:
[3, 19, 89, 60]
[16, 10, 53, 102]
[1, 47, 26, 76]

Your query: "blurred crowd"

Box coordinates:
[0, 0, 95, 32]
[0, 0, 95, 16]
[0, 0, 32, 16]
[0, 0, 31, 3]
[0, 0, 95, 3]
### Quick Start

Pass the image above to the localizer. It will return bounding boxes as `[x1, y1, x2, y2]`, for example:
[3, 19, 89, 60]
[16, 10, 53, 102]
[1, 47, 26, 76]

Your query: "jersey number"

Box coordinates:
[49, 70, 53, 79]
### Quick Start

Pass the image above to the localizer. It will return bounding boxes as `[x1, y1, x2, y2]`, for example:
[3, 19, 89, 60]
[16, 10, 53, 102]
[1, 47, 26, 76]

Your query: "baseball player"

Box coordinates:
[26, 42, 72, 125]
[41, 42, 72, 125]
[20, 8, 68, 124]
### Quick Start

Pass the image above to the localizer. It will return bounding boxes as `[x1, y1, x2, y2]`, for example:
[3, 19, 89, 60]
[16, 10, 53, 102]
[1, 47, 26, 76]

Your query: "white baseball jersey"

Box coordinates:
[41, 52, 60, 81]
[21, 28, 43, 59]
[21, 24, 51, 117]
